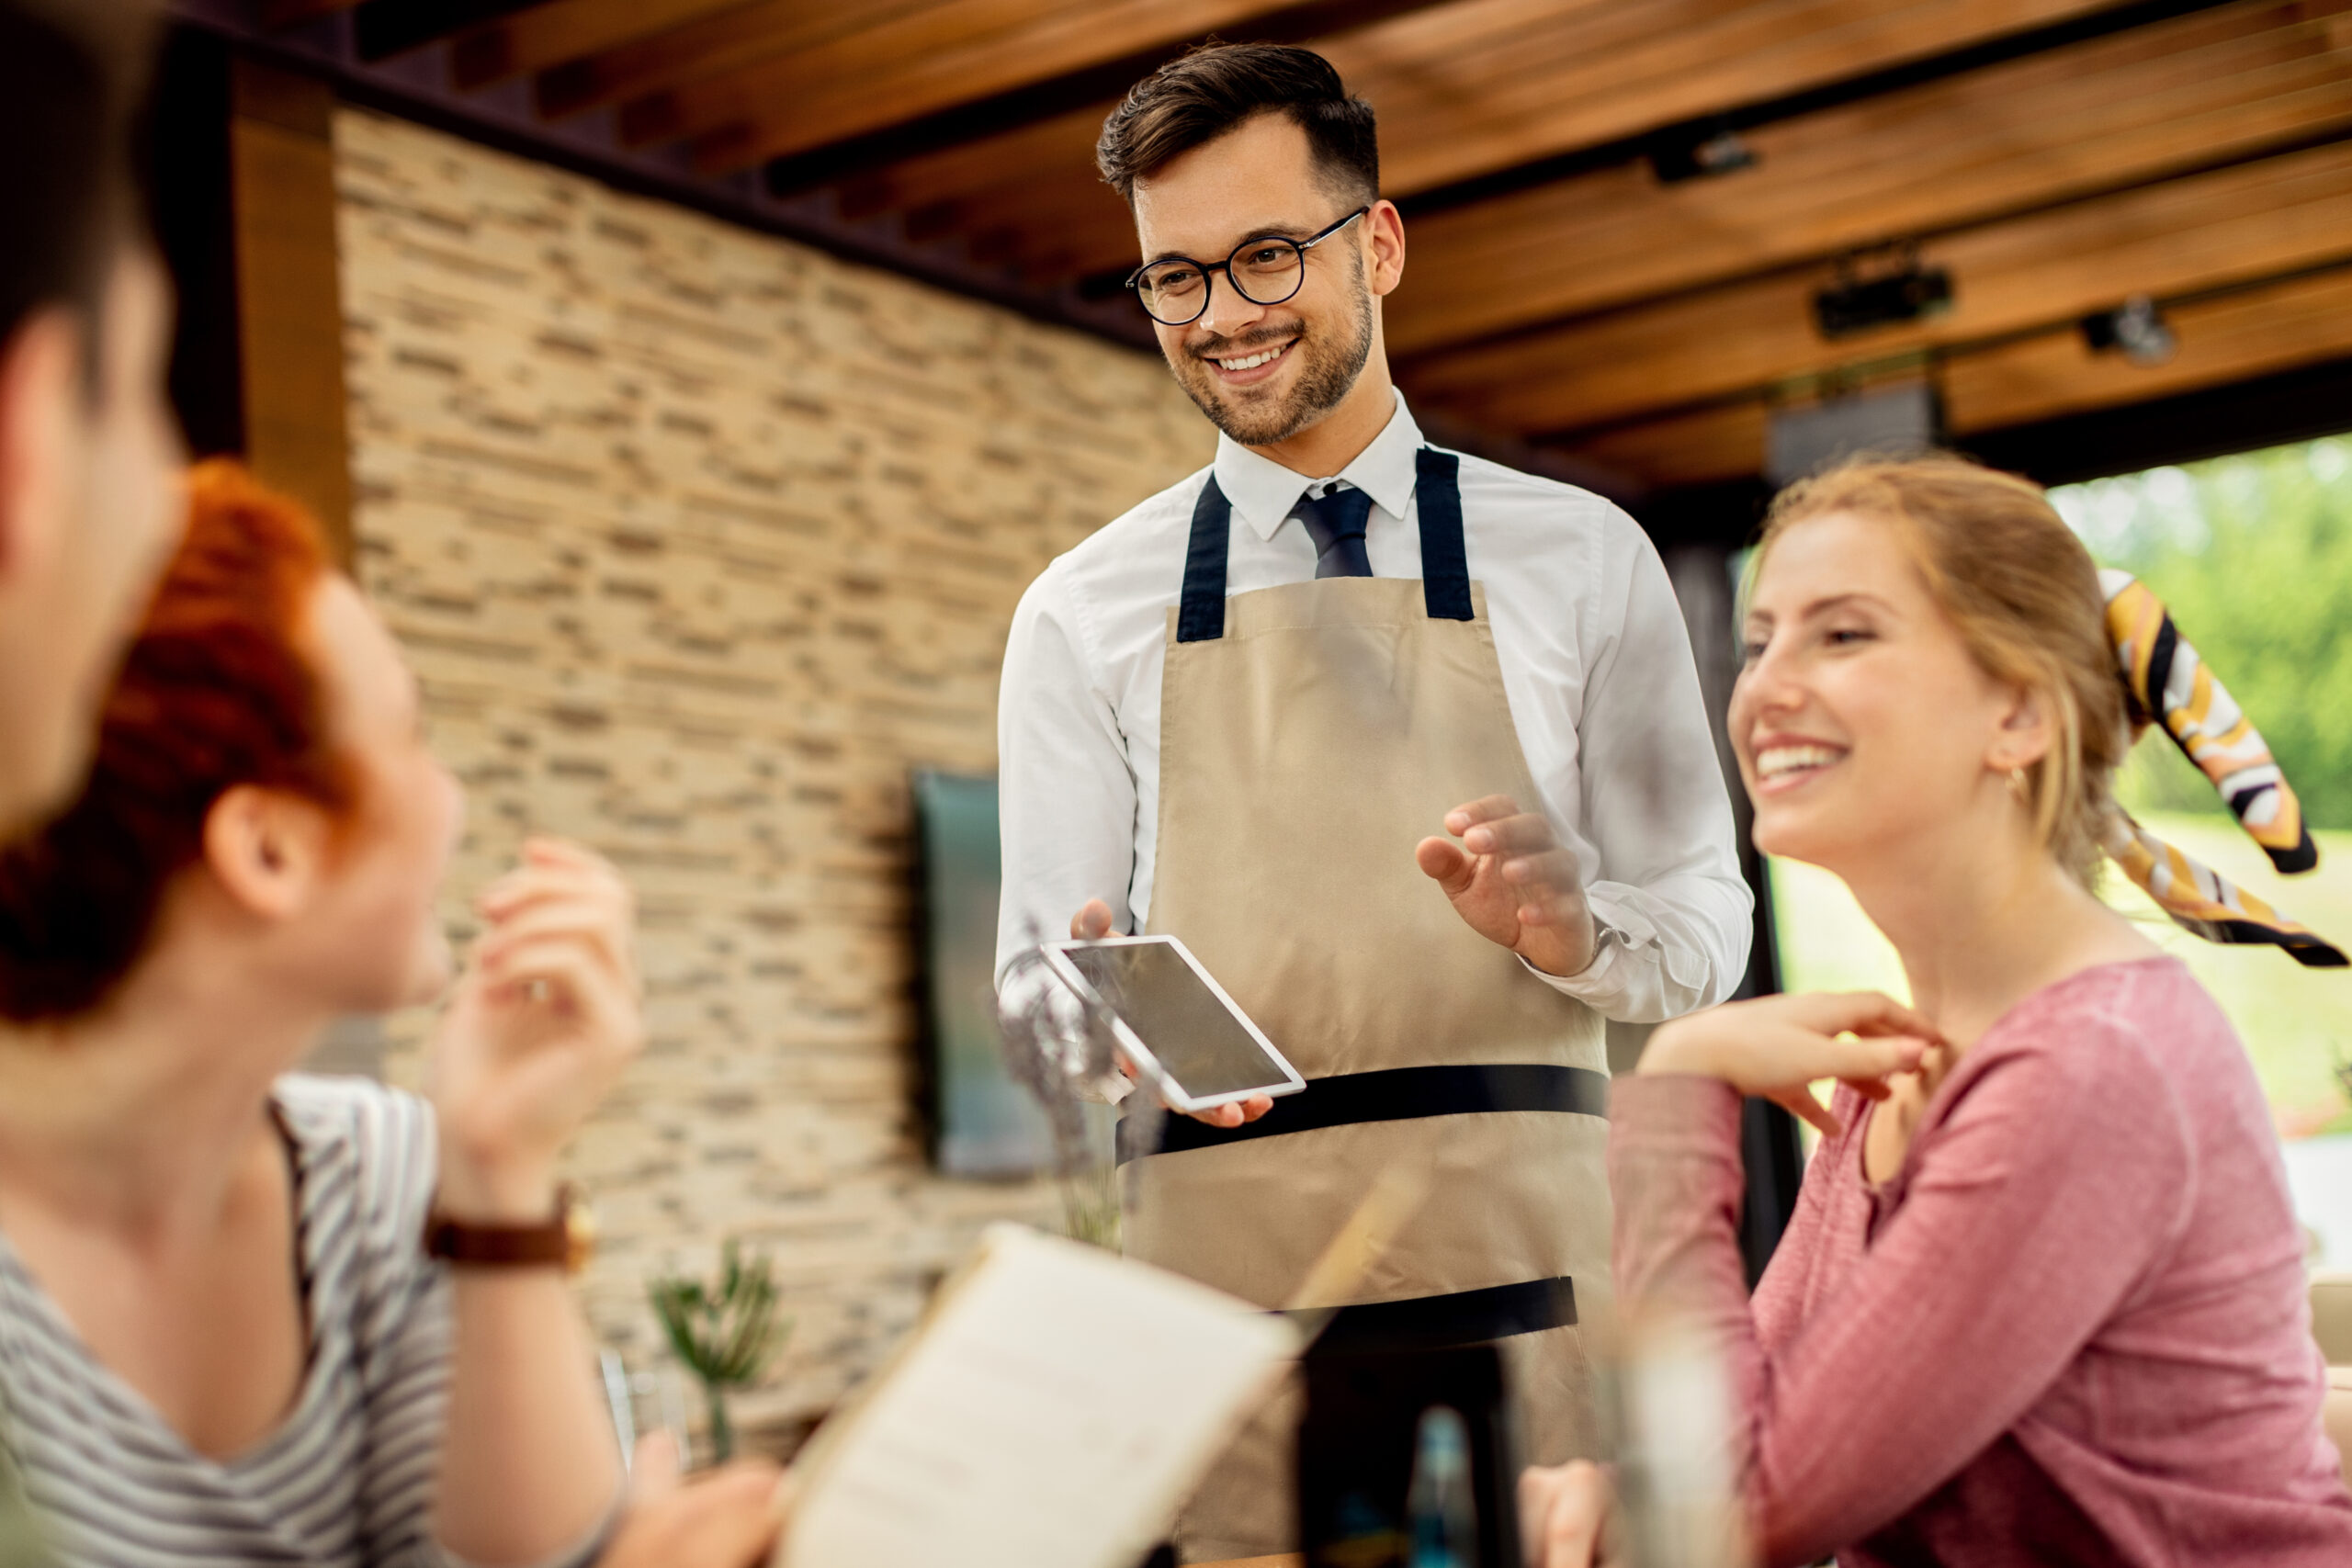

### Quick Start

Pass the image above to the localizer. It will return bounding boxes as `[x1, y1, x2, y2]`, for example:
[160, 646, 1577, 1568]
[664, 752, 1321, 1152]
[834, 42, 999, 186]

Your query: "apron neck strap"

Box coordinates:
[1175, 449, 1473, 644]
[1414, 448, 1474, 622]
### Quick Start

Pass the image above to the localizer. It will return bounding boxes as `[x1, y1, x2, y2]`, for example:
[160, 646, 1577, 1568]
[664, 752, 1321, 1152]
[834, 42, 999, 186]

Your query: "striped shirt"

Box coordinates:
[0, 1076, 452, 1567]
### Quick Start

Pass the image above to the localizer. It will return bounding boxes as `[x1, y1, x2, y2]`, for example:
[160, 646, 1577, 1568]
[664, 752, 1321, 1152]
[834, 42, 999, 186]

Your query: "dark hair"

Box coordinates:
[0, 460, 349, 1021]
[1096, 42, 1377, 204]
[0, 0, 155, 375]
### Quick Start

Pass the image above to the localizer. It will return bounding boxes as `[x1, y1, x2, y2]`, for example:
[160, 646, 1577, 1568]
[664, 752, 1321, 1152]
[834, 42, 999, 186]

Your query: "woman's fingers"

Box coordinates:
[629, 1433, 682, 1500]
[485, 938, 641, 1049]
[1772, 1085, 1844, 1137]
[1792, 989, 1942, 1045]
[600, 1459, 786, 1568]
[1069, 898, 1114, 940]
[477, 903, 638, 992]
[1817, 1028, 1930, 1085]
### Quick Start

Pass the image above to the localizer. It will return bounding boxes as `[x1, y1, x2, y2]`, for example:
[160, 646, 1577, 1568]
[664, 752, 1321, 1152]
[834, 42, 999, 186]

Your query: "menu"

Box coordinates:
[775, 1224, 1298, 1568]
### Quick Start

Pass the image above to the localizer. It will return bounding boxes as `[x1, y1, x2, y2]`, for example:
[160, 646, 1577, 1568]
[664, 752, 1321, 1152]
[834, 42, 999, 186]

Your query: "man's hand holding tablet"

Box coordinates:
[1065, 901, 1289, 1127]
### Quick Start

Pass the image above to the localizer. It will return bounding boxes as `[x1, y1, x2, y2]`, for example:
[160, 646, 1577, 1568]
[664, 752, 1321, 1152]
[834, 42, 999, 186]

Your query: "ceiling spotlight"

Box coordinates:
[1812, 249, 1953, 339]
[2081, 295, 2177, 367]
[1651, 125, 1758, 184]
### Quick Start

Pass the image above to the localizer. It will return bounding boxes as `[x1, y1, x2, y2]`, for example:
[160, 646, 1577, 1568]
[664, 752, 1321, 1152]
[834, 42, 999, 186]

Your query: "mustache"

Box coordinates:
[1186, 320, 1306, 361]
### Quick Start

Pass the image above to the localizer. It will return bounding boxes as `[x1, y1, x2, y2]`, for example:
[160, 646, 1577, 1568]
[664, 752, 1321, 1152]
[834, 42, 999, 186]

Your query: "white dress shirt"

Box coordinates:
[995, 393, 1752, 1023]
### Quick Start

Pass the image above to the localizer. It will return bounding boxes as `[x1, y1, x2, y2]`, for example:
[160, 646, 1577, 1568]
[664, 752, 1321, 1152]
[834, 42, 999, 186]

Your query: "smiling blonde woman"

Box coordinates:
[1582, 456, 2352, 1566]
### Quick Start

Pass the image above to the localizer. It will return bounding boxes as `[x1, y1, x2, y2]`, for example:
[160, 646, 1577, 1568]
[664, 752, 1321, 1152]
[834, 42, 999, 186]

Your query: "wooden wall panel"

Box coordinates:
[231, 56, 355, 564]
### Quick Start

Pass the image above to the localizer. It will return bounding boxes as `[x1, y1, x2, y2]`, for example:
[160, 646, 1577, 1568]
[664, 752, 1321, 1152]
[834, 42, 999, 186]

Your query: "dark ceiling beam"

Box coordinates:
[1621, 348, 2352, 548]
[1395, 0, 2242, 221]
[350, 0, 540, 62]
[163, 0, 1162, 351]
[753, 0, 1456, 197]
[1963, 351, 2352, 486]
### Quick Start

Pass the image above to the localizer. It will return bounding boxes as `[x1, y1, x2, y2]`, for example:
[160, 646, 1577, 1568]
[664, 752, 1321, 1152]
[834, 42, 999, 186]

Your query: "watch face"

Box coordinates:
[563, 1196, 599, 1275]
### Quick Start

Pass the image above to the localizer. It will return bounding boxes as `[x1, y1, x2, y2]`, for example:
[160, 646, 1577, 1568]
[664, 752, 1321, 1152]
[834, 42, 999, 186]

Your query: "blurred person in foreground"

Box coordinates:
[0, 0, 778, 1559]
[0, 0, 183, 840]
[1523, 455, 2352, 1566]
[0, 461, 784, 1567]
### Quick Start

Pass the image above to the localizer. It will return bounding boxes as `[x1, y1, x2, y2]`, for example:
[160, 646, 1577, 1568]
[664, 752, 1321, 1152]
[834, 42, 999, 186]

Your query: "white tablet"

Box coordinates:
[1040, 935, 1306, 1114]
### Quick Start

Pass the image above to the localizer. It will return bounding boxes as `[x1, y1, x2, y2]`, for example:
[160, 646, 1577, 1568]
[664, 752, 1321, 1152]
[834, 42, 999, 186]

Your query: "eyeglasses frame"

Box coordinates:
[1123, 207, 1372, 327]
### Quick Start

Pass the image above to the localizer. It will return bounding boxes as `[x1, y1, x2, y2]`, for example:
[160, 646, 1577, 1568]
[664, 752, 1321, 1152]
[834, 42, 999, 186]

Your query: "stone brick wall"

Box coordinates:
[333, 108, 1209, 1437]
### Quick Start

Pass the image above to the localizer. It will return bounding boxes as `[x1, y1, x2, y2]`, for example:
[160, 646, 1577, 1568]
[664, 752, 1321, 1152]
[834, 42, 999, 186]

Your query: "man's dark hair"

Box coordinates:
[0, 0, 154, 366]
[1096, 43, 1377, 205]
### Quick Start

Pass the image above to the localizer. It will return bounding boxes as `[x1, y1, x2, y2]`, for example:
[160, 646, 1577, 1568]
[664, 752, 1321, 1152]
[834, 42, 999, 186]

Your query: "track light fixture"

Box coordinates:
[1650, 124, 1758, 184]
[1812, 246, 1953, 340]
[2081, 295, 2177, 367]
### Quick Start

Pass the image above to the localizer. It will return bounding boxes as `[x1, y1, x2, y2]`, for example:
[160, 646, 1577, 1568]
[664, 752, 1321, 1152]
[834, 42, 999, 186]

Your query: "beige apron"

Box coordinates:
[1125, 453, 1612, 1562]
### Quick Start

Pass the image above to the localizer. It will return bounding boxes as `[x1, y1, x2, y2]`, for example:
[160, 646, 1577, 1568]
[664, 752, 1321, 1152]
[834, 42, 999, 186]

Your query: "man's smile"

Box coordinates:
[1200, 336, 1296, 386]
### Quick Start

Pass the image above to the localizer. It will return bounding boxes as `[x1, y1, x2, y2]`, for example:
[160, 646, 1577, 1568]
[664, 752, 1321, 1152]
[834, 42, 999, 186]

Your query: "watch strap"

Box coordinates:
[424, 1184, 590, 1271]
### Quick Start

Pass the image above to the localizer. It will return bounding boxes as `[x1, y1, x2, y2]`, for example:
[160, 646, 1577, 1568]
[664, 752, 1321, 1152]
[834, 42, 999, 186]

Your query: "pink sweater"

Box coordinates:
[1611, 957, 2352, 1566]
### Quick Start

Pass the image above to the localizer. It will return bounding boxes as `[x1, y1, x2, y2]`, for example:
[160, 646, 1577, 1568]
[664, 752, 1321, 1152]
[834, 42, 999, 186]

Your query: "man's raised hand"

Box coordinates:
[1416, 795, 1599, 978]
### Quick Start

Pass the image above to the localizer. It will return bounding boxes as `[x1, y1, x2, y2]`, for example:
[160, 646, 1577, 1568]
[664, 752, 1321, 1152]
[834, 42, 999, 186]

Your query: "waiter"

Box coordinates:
[995, 42, 1751, 1562]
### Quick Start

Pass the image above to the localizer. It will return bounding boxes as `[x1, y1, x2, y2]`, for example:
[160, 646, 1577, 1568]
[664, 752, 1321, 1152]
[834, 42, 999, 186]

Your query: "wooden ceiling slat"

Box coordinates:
[618, 0, 1318, 165]
[447, 0, 746, 90]
[1555, 264, 2352, 488]
[1388, 0, 2352, 354]
[849, 0, 2141, 288]
[1364, 0, 2129, 194]
[1946, 265, 2352, 428]
[535, 0, 958, 119]
[1401, 138, 2352, 436]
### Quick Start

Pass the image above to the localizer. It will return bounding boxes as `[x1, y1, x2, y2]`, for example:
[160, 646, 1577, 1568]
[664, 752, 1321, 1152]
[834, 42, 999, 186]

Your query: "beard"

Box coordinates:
[1168, 255, 1375, 447]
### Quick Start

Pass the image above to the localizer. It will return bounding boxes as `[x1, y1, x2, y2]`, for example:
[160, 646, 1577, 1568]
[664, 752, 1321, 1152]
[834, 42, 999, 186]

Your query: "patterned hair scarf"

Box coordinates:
[2101, 570, 2346, 967]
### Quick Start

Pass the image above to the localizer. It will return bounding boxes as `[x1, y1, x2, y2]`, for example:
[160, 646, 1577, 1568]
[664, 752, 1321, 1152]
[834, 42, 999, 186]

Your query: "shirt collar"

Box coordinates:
[1210, 389, 1426, 542]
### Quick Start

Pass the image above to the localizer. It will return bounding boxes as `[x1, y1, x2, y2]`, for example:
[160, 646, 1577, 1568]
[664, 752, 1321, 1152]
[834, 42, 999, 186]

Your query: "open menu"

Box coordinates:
[775, 1224, 1299, 1568]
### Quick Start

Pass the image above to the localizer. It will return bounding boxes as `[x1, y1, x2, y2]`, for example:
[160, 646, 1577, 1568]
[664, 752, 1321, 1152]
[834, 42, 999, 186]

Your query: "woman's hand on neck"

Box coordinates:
[1836, 792, 2158, 1053]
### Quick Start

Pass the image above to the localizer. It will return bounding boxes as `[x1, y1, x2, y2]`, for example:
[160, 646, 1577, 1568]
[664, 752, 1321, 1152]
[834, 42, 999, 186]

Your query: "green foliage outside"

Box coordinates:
[2048, 436, 2352, 829]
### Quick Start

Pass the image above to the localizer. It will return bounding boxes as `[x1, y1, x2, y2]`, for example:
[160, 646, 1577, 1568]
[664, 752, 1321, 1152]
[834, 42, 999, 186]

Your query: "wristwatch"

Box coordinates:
[423, 1183, 596, 1274]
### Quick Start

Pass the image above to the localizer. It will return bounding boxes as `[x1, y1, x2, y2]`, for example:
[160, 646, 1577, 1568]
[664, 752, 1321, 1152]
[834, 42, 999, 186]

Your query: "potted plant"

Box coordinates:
[647, 1237, 789, 1463]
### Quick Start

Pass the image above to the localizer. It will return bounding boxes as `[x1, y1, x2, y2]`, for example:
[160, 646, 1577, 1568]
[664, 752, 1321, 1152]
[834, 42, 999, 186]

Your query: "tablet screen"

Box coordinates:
[1057, 941, 1292, 1101]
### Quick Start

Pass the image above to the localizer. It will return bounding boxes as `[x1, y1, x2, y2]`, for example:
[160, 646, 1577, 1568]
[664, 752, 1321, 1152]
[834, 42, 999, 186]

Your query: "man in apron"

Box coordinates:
[996, 43, 1752, 1562]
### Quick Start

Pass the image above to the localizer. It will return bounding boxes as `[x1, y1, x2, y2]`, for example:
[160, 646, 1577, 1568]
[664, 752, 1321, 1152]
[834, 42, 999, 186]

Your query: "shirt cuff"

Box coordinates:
[1517, 898, 1649, 1008]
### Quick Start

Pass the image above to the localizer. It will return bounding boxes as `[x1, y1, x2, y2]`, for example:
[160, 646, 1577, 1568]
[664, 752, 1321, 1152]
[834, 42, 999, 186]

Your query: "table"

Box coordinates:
[1200, 1559, 1303, 1567]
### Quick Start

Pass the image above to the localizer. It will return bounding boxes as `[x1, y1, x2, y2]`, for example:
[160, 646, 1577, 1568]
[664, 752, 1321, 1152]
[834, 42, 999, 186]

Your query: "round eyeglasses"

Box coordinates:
[1125, 208, 1369, 327]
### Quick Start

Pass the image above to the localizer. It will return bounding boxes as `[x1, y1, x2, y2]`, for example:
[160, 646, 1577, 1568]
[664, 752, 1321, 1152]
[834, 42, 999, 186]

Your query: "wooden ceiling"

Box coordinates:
[189, 0, 2352, 495]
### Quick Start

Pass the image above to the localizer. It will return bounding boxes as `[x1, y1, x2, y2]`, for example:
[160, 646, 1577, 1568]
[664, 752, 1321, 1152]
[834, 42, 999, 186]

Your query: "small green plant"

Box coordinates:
[647, 1238, 789, 1463]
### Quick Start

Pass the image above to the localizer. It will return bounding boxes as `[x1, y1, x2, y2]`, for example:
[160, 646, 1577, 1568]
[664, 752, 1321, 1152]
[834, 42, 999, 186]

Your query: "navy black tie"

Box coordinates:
[1295, 485, 1374, 579]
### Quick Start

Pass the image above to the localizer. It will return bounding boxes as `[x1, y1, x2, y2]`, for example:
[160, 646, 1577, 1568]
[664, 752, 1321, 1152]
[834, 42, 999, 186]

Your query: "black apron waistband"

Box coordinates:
[1289, 1275, 1577, 1355]
[1115, 1062, 1609, 1165]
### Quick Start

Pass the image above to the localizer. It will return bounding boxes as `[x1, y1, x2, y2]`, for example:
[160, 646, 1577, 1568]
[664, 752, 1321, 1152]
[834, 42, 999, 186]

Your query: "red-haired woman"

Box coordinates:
[0, 461, 776, 1567]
